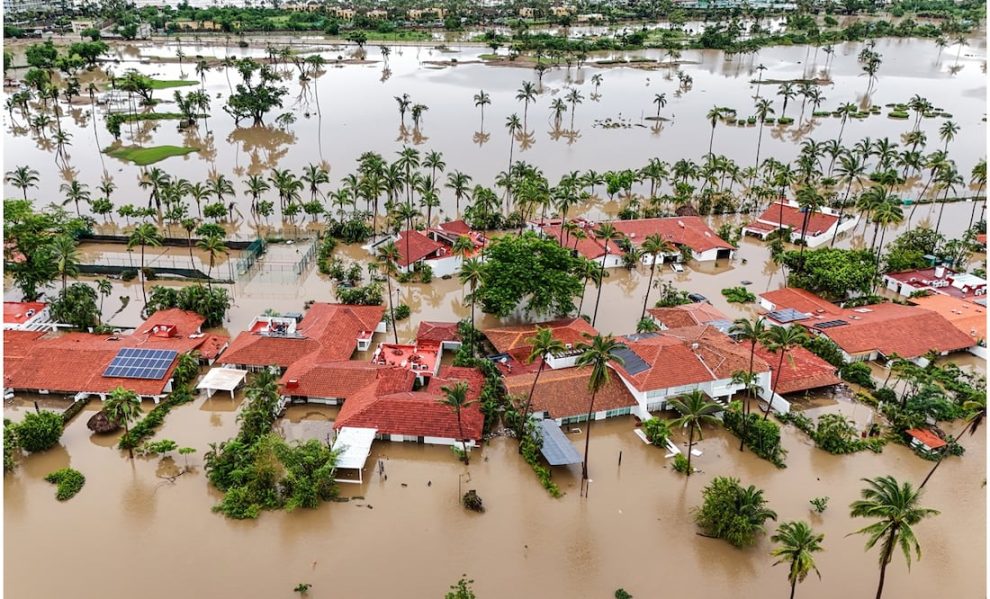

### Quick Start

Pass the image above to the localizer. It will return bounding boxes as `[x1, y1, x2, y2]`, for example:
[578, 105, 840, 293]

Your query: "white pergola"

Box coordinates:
[331, 427, 378, 484]
[196, 367, 248, 399]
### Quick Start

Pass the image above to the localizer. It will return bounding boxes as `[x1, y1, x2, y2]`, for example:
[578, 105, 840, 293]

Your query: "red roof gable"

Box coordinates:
[435, 220, 472, 235]
[755, 202, 838, 236]
[761, 288, 843, 317]
[754, 343, 840, 395]
[611, 217, 734, 253]
[484, 318, 598, 354]
[394, 230, 445, 268]
[280, 360, 405, 399]
[907, 428, 946, 449]
[3, 330, 46, 380]
[504, 365, 637, 419]
[647, 303, 728, 329]
[416, 321, 461, 344]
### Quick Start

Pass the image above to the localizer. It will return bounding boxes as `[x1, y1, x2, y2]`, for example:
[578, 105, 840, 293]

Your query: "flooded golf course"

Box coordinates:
[3, 29, 987, 599]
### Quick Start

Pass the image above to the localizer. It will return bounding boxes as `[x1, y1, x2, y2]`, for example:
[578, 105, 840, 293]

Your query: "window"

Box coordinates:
[604, 407, 631, 418]
[561, 414, 589, 425]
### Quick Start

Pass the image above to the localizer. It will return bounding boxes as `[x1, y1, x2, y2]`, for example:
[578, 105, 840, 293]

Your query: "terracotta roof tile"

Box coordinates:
[910, 295, 986, 343]
[416, 321, 461, 344]
[3, 302, 47, 324]
[754, 343, 840, 395]
[647, 303, 728, 329]
[761, 288, 843, 317]
[754, 202, 838, 236]
[907, 428, 946, 449]
[504, 365, 637, 419]
[484, 318, 598, 354]
[816, 303, 974, 359]
[611, 217, 734, 253]
[395, 229, 445, 268]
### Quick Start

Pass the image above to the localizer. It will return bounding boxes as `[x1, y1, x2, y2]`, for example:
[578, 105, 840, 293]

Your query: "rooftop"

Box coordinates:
[754, 343, 841, 395]
[761, 288, 843, 318]
[416, 321, 461, 344]
[910, 294, 986, 343]
[753, 201, 838, 236]
[3, 301, 47, 324]
[907, 428, 946, 450]
[483, 318, 598, 356]
[503, 365, 637, 420]
[372, 343, 439, 376]
[394, 229, 446, 268]
[647, 303, 728, 330]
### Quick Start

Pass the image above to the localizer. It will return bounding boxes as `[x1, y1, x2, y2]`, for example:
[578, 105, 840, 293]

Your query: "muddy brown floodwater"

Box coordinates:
[3, 31, 987, 599]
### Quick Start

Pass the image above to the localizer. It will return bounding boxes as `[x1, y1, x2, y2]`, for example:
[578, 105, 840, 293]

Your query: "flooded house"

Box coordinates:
[759, 288, 976, 364]
[367, 229, 464, 277]
[882, 265, 987, 299]
[646, 303, 733, 332]
[3, 309, 228, 403]
[743, 200, 858, 247]
[483, 317, 598, 374]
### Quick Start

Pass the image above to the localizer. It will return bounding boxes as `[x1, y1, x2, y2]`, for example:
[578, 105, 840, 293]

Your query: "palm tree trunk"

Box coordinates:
[763, 349, 786, 420]
[686, 425, 695, 474]
[458, 414, 469, 465]
[875, 528, 897, 599]
[519, 360, 546, 443]
[124, 422, 133, 460]
[579, 277, 589, 314]
[968, 183, 984, 228]
[581, 389, 599, 484]
[386, 274, 398, 344]
[641, 260, 657, 320]
[789, 580, 797, 599]
[140, 245, 148, 309]
[591, 248, 608, 327]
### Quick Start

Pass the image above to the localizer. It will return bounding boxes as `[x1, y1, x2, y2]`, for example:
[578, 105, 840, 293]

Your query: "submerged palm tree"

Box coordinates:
[668, 390, 721, 475]
[439, 381, 476, 465]
[575, 334, 625, 491]
[196, 235, 229, 287]
[459, 258, 483, 352]
[761, 325, 808, 420]
[770, 521, 824, 599]
[473, 89, 491, 130]
[849, 476, 939, 599]
[5, 165, 40, 200]
[127, 223, 163, 310]
[376, 241, 401, 344]
[104, 386, 142, 460]
[519, 327, 567, 440]
[639, 234, 673, 321]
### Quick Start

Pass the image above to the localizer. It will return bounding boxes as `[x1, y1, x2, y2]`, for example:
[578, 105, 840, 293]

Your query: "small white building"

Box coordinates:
[743, 200, 858, 247]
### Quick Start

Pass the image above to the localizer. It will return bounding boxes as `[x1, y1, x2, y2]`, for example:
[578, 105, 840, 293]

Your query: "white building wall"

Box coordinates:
[427, 255, 461, 278]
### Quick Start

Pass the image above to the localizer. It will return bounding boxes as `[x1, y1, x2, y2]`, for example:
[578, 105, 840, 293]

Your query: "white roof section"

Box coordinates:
[196, 367, 248, 392]
[332, 427, 378, 471]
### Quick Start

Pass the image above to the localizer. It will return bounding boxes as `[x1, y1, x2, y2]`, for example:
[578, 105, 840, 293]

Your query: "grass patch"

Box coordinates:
[45, 468, 85, 501]
[112, 112, 200, 124]
[147, 78, 197, 90]
[106, 144, 198, 166]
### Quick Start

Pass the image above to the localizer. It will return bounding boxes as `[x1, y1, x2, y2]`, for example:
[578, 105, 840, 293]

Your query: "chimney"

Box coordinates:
[286, 379, 299, 389]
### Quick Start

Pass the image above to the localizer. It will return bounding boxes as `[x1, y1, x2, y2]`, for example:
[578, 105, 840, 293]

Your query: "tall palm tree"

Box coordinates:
[920, 392, 985, 489]
[457, 254, 484, 330]
[850, 476, 939, 599]
[565, 89, 583, 129]
[519, 327, 567, 440]
[128, 223, 163, 309]
[394, 93, 411, 125]
[439, 381, 476, 464]
[831, 152, 867, 246]
[196, 234, 228, 287]
[104, 386, 142, 459]
[574, 334, 626, 490]
[445, 171, 472, 216]
[244, 174, 270, 213]
[729, 316, 767, 450]
[777, 83, 796, 120]
[761, 325, 808, 420]
[96, 278, 113, 324]
[752, 98, 775, 183]
[516, 80, 537, 125]
[590, 222, 620, 327]
[968, 158, 986, 229]
[5, 165, 40, 200]
[60, 180, 91, 217]
[668, 390, 721, 475]
[473, 90, 491, 131]
[376, 241, 401, 344]
[933, 165, 963, 236]
[639, 234, 673, 321]
[770, 521, 824, 599]
[505, 113, 522, 172]
[938, 120, 958, 154]
[652, 93, 667, 119]
[51, 235, 80, 295]
[706, 106, 723, 155]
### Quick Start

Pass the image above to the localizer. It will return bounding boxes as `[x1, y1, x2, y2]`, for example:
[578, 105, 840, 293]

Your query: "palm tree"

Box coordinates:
[60, 180, 91, 217]
[770, 521, 824, 599]
[516, 80, 537, 125]
[505, 113, 522, 171]
[394, 93, 411, 125]
[652, 93, 667, 119]
[96, 278, 112, 323]
[590, 222, 620, 328]
[566, 89, 583, 129]
[473, 90, 491, 130]
[668, 390, 721, 475]
[51, 235, 80, 295]
[5, 166, 40, 200]
[920, 393, 985, 489]
[439, 381, 476, 464]
[761, 325, 808, 420]
[706, 106, 723, 155]
[127, 223, 163, 309]
[752, 98, 775, 183]
[550, 98, 567, 126]
[850, 476, 939, 599]
[459, 258, 483, 350]
[445, 171, 472, 216]
[968, 158, 986, 228]
[376, 241, 401, 344]
[933, 165, 963, 236]
[729, 316, 767, 450]
[196, 235, 228, 287]
[832, 152, 866, 246]
[424, 150, 446, 189]
[104, 386, 142, 459]
[574, 334, 626, 490]
[640, 234, 673, 320]
[777, 83, 796, 120]
[519, 327, 567, 440]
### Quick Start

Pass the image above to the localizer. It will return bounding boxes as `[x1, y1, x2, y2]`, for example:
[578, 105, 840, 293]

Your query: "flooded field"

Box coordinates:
[3, 30, 987, 599]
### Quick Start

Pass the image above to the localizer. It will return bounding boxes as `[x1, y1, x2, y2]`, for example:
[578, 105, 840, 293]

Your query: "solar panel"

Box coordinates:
[624, 332, 660, 342]
[612, 347, 650, 375]
[815, 320, 848, 329]
[103, 347, 178, 380]
[767, 308, 808, 323]
[537, 419, 583, 466]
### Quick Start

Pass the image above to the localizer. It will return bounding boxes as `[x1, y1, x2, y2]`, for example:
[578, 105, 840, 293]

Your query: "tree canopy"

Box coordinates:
[782, 247, 878, 301]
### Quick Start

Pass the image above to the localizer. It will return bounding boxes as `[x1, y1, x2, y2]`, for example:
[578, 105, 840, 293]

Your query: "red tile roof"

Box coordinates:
[907, 428, 946, 450]
[815, 303, 974, 359]
[755, 202, 838, 236]
[504, 365, 637, 419]
[484, 318, 598, 355]
[761, 288, 843, 317]
[3, 301, 47, 324]
[218, 303, 385, 368]
[647, 303, 728, 329]
[540, 224, 613, 260]
[611, 217, 734, 253]
[3, 330, 45, 377]
[394, 230, 445, 268]
[334, 365, 484, 440]
[416, 321, 461, 344]
[280, 360, 405, 399]
[435, 220, 472, 235]
[754, 343, 840, 395]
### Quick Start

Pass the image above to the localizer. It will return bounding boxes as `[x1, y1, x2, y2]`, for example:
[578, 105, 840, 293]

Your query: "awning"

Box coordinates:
[538, 419, 583, 466]
[331, 427, 377, 483]
[196, 367, 248, 398]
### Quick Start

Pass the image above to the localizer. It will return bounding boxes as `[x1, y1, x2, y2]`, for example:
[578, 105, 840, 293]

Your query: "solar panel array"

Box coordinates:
[815, 320, 848, 329]
[767, 308, 808, 324]
[612, 347, 650, 375]
[103, 348, 178, 380]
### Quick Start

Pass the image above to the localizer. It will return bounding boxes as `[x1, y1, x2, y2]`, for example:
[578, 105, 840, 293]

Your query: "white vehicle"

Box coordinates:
[670, 262, 685, 273]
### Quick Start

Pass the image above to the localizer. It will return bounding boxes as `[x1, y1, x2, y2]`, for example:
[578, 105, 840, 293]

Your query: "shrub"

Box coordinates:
[121, 268, 138, 281]
[722, 403, 786, 467]
[777, 116, 794, 125]
[15, 411, 63, 453]
[802, 335, 845, 368]
[4, 419, 20, 473]
[840, 361, 876, 389]
[694, 476, 777, 548]
[887, 110, 910, 119]
[45, 468, 85, 500]
[417, 263, 433, 283]
[672, 453, 691, 474]
[642, 418, 671, 447]
[393, 304, 411, 321]
[520, 422, 563, 497]
[462, 489, 485, 512]
[336, 283, 384, 305]
[118, 388, 194, 450]
[809, 496, 829, 513]
[721, 286, 756, 303]
[615, 590, 633, 599]
[316, 235, 338, 275]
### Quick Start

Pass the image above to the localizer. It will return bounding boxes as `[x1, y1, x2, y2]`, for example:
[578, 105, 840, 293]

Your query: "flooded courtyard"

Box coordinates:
[3, 28, 987, 599]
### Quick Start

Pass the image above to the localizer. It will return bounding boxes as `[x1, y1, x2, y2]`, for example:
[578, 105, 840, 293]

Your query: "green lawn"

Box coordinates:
[106, 145, 198, 166]
[148, 78, 198, 90]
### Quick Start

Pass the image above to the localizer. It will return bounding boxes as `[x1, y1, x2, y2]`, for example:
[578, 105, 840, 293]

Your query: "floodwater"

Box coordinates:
[4, 33, 987, 599]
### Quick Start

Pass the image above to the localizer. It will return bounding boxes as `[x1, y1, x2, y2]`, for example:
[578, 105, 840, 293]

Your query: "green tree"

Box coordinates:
[224, 59, 289, 125]
[695, 476, 777, 547]
[668, 390, 722, 475]
[50, 234, 80, 295]
[439, 381, 476, 465]
[770, 521, 824, 599]
[575, 334, 625, 488]
[50, 282, 100, 330]
[850, 476, 939, 599]
[519, 327, 567, 440]
[196, 234, 229, 287]
[104, 387, 142, 460]
[14, 411, 63, 453]
[639, 233, 674, 321]
[5, 166, 40, 200]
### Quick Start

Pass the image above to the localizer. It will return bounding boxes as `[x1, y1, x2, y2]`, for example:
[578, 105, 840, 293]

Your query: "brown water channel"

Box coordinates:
[4, 34, 988, 599]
